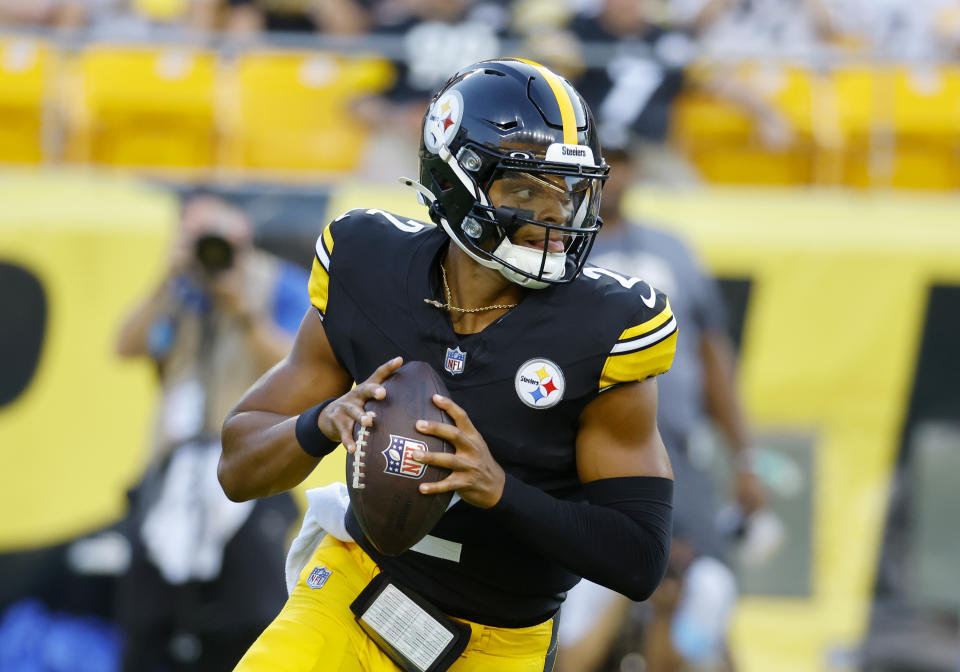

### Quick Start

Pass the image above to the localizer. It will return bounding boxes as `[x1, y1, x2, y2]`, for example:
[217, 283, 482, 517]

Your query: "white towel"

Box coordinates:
[284, 486, 466, 594]
[284, 483, 353, 594]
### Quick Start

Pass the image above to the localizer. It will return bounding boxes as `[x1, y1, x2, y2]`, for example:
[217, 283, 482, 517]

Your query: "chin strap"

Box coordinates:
[492, 237, 565, 289]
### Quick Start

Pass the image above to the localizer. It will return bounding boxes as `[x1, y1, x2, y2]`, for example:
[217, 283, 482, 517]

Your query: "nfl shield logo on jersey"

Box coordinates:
[306, 565, 331, 590]
[444, 347, 466, 375]
[382, 435, 428, 479]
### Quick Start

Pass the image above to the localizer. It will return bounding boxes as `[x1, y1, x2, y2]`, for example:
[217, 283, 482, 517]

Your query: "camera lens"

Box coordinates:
[194, 234, 234, 275]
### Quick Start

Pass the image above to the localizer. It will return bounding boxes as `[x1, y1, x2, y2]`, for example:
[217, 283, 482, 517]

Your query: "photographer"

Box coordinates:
[113, 191, 307, 672]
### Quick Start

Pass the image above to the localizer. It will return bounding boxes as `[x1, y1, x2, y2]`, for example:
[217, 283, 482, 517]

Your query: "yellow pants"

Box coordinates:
[234, 535, 558, 671]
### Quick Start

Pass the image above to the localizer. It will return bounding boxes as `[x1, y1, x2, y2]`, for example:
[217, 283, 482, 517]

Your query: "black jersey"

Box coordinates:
[307, 209, 677, 627]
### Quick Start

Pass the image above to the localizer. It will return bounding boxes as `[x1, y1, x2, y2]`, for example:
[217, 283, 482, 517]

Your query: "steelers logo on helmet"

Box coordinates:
[514, 358, 565, 409]
[423, 90, 464, 154]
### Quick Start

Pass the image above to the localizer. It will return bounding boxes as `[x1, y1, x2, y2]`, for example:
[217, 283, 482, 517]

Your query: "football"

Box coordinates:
[346, 361, 455, 556]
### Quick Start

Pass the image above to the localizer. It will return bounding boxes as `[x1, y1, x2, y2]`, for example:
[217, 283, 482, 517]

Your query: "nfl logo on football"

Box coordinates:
[306, 565, 331, 590]
[383, 435, 428, 479]
[445, 347, 466, 375]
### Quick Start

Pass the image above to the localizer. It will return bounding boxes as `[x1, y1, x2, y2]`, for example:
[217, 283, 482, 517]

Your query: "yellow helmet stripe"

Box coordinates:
[512, 58, 577, 144]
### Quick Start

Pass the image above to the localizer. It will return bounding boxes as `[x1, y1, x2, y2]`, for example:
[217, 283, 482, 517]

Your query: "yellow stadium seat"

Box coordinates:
[671, 91, 754, 148]
[829, 66, 882, 144]
[827, 65, 960, 189]
[62, 45, 217, 169]
[745, 62, 816, 136]
[889, 143, 960, 189]
[891, 65, 960, 138]
[0, 39, 55, 164]
[222, 51, 394, 174]
[670, 62, 814, 185]
[842, 142, 960, 190]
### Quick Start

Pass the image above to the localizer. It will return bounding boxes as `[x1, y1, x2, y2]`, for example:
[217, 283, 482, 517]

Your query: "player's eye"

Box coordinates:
[513, 188, 534, 200]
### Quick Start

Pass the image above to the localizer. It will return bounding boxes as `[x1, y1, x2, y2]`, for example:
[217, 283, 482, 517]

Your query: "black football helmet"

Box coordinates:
[413, 58, 608, 289]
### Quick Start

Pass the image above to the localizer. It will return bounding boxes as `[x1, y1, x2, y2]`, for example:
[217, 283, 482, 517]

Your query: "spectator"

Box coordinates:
[821, 0, 960, 60]
[569, 0, 694, 156]
[558, 141, 769, 672]
[0, 0, 70, 25]
[564, 0, 839, 183]
[222, 0, 372, 36]
[48, 0, 219, 37]
[112, 191, 306, 672]
[671, 0, 841, 57]
[355, 0, 506, 180]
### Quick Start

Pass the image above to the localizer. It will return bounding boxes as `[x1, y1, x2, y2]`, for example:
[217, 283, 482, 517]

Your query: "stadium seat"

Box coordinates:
[221, 51, 394, 174]
[891, 65, 960, 138]
[670, 62, 814, 185]
[62, 45, 217, 169]
[827, 65, 878, 144]
[0, 39, 55, 164]
[830, 65, 960, 189]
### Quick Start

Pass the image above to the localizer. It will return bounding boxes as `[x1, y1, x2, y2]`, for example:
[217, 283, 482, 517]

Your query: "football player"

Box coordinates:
[219, 58, 678, 672]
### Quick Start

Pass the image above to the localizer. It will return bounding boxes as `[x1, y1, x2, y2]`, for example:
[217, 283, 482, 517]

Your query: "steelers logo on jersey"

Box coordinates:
[423, 90, 464, 154]
[514, 358, 565, 409]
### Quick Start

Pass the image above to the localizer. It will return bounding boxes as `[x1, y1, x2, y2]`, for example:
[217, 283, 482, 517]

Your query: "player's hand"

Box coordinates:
[318, 357, 403, 453]
[412, 394, 506, 509]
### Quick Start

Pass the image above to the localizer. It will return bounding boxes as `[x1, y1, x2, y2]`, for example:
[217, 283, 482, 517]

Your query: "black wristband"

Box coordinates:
[295, 399, 338, 458]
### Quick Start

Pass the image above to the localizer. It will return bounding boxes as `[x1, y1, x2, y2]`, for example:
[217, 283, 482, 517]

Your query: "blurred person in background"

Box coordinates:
[222, 0, 372, 36]
[39, 0, 220, 36]
[112, 191, 307, 672]
[818, 0, 960, 60]
[557, 141, 772, 672]
[354, 0, 506, 180]
[672, 0, 840, 56]
[0, 0, 75, 26]
[561, 0, 807, 184]
[568, 0, 698, 183]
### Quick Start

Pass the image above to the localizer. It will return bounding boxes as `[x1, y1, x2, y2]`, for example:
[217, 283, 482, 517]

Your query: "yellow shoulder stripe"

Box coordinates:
[307, 256, 330, 315]
[599, 331, 678, 390]
[322, 223, 334, 257]
[309, 224, 335, 315]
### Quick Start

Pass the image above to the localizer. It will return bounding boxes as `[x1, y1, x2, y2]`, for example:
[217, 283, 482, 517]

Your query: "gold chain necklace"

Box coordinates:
[423, 262, 518, 314]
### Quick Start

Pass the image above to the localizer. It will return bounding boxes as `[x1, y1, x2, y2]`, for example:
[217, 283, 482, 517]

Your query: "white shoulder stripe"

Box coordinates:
[315, 235, 330, 272]
[610, 316, 677, 354]
[333, 209, 359, 223]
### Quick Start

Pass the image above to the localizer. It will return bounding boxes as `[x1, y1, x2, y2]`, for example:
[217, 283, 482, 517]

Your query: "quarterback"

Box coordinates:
[219, 58, 678, 672]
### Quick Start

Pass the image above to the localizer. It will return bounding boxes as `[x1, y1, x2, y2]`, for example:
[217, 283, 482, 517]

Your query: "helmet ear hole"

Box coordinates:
[456, 147, 483, 172]
[461, 219, 483, 239]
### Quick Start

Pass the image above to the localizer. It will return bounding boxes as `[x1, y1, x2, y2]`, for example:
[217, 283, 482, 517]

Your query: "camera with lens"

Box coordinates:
[194, 233, 234, 276]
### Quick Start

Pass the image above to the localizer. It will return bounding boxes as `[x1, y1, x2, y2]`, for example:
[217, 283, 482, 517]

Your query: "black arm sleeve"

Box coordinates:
[490, 474, 673, 601]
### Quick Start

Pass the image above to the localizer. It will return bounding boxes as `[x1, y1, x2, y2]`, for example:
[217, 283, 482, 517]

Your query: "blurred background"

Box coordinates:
[1, 0, 959, 671]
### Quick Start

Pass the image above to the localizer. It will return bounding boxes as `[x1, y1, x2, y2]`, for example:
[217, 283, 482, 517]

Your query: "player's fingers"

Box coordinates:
[418, 473, 465, 495]
[336, 419, 356, 453]
[367, 356, 404, 384]
[333, 399, 369, 426]
[409, 448, 461, 471]
[352, 380, 386, 403]
[415, 418, 465, 447]
[430, 395, 477, 433]
[329, 401, 372, 451]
